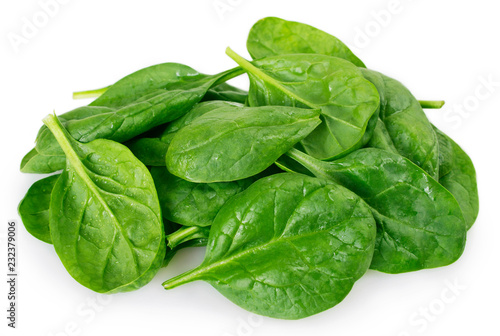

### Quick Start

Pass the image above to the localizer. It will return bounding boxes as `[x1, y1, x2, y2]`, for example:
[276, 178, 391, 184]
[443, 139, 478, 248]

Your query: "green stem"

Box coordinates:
[285, 148, 330, 180]
[419, 100, 445, 109]
[166, 226, 209, 249]
[73, 86, 109, 99]
[42, 115, 108, 210]
[72, 67, 243, 101]
[225, 47, 318, 109]
[42, 114, 79, 158]
[211, 66, 245, 87]
[162, 267, 204, 289]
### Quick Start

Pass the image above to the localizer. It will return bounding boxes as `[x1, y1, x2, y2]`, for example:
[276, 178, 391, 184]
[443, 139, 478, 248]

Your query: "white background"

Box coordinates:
[1, 0, 499, 335]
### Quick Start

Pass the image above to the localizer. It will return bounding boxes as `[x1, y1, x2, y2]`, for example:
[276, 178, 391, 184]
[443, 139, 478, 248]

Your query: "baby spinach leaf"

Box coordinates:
[126, 138, 170, 167]
[43, 114, 165, 293]
[434, 126, 479, 229]
[151, 166, 254, 227]
[126, 101, 245, 167]
[226, 48, 380, 160]
[247, 17, 365, 67]
[160, 101, 244, 145]
[163, 173, 376, 319]
[21, 148, 67, 174]
[361, 69, 440, 180]
[286, 148, 467, 273]
[166, 105, 321, 182]
[21, 65, 243, 174]
[18, 174, 60, 244]
[202, 82, 248, 104]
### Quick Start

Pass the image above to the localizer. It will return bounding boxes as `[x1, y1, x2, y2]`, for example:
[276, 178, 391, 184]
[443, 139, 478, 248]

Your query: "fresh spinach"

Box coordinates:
[434, 126, 479, 229]
[226, 48, 380, 160]
[18, 17, 479, 319]
[126, 138, 170, 167]
[151, 166, 253, 227]
[119, 101, 246, 167]
[166, 104, 321, 182]
[21, 65, 243, 174]
[202, 82, 248, 104]
[286, 148, 467, 273]
[163, 173, 376, 319]
[247, 17, 366, 67]
[18, 174, 60, 244]
[43, 114, 165, 293]
[361, 69, 440, 179]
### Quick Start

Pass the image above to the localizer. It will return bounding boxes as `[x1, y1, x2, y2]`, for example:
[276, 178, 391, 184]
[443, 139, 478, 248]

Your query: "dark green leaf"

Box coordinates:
[202, 82, 248, 104]
[21, 65, 243, 174]
[126, 138, 170, 167]
[18, 174, 60, 244]
[166, 105, 321, 182]
[151, 166, 254, 227]
[434, 126, 479, 229]
[43, 114, 165, 293]
[361, 69, 439, 179]
[227, 49, 380, 160]
[286, 148, 467, 273]
[247, 17, 365, 67]
[163, 173, 376, 319]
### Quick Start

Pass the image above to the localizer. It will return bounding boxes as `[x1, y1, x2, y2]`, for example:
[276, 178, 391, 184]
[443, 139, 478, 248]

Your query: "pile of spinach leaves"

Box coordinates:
[19, 17, 478, 319]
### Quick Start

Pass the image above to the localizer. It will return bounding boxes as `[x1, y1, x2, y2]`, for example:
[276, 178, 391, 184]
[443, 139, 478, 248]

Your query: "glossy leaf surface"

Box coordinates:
[434, 126, 479, 229]
[163, 173, 376, 319]
[286, 148, 467, 273]
[18, 174, 60, 244]
[21, 65, 242, 174]
[361, 69, 439, 179]
[247, 17, 365, 67]
[43, 114, 165, 293]
[166, 105, 320, 182]
[151, 166, 253, 227]
[227, 49, 379, 160]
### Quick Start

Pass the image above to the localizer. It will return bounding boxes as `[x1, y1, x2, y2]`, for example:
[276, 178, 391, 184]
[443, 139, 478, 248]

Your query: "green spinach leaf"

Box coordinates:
[18, 174, 60, 244]
[227, 48, 380, 160]
[247, 17, 365, 67]
[163, 173, 376, 319]
[21, 65, 243, 174]
[151, 166, 254, 227]
[43, 114, 165, 293]
[361, 69, 440, 179]
[126, 138, 170, 167]
[434, 126, 479, 229]
[286, 148, 467, 273]
[202, 82, 248, 104]
[166, 105, 320, 182]
[126, 101, 245, 167]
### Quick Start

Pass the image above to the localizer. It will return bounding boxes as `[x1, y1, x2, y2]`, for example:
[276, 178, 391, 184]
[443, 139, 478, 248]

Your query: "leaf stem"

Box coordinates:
[73, 86, 109, 100]
[225, 47, 319, 109]
[162, 267, 204, 289]
[211, 66, 245, 87]
[419, 100, 445, 109]
[166, 226, 209, 249]
[285, 148, 331, 180]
